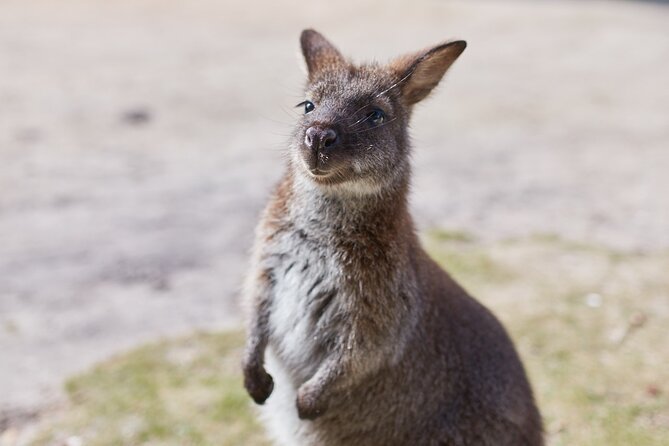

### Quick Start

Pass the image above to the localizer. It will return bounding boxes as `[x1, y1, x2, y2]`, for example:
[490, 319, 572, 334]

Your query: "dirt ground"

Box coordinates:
[1, 0, 668, 432]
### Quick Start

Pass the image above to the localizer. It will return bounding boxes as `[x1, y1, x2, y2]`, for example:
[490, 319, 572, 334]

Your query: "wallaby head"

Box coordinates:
[292, 29, 466, 195]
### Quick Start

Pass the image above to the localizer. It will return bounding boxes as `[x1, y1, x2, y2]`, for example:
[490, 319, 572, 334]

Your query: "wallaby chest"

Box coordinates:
[263, 223, 348, 377]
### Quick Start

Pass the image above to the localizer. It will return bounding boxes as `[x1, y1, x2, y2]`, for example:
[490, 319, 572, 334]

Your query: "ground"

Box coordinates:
[0, 0, 668, 443]
[13, 234, 669, 445]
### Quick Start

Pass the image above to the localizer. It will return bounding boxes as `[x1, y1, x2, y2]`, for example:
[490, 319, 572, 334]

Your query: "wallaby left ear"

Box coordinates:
[391, 40, 466, 105]
[300, 29, 346, 80]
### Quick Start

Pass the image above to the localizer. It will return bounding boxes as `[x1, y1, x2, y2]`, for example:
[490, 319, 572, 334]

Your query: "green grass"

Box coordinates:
[30, 232, 669, 445]
[30, 332, 269, 446]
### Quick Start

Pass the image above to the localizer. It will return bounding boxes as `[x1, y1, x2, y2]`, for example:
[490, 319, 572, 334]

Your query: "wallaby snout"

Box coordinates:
[305, 126, 339, 153]
[300, 124, 341, 175]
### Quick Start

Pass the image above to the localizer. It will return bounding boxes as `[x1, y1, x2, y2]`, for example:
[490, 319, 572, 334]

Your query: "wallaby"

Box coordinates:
[242, 29, 543, 446]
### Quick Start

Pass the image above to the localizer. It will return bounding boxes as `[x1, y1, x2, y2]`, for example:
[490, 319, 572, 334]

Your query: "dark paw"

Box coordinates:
[243, 363, 274, 404]
[296, 384, 328, 420]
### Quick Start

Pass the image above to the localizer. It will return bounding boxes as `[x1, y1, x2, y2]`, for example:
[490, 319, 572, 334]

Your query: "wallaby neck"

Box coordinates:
[286, 168, 413, 240]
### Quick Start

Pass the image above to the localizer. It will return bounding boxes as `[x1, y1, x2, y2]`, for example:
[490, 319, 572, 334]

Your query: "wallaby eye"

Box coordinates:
[296, 100, 315, 114]
[367, 108, 385, 126]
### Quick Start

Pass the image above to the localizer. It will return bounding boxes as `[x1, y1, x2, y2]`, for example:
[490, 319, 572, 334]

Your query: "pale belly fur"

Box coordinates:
[258, 235, 342, 445]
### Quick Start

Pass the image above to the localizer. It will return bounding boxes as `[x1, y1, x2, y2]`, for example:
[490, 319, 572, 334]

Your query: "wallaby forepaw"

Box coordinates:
[296, 383, 328, 420]
[243, 363, 274, 404]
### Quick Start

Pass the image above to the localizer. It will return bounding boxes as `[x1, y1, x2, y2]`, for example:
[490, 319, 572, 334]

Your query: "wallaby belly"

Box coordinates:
[264, 229, 344, 383]
[259, 229, 345, 445]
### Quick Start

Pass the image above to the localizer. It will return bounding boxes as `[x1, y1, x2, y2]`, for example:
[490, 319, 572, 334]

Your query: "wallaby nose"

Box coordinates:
[305, 126, 338, 151]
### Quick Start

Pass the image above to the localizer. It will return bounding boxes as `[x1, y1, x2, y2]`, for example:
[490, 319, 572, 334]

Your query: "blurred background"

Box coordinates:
[1, 0, 668, 444]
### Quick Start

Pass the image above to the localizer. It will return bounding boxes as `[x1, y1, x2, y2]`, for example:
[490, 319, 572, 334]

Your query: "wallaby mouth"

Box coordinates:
[300, 155, 343, 183]
[304, 161, 333, 179]
[301, 145, 335, 178]
[301, 152, 324, 174]
[309, 167, 329, 176]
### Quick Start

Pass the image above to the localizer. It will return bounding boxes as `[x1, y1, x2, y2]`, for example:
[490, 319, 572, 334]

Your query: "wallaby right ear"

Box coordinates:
[300, 29, 345, 80]
[390, 40, 467, 106]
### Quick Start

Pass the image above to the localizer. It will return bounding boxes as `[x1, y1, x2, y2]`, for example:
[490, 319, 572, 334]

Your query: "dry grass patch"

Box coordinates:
[427, 230, 669, 445]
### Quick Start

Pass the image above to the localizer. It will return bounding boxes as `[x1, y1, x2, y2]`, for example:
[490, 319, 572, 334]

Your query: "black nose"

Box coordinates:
[305, 126, 338, 151]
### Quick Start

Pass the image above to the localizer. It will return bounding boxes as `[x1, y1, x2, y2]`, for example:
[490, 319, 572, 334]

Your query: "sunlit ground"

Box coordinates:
[27, 231, 669, 445]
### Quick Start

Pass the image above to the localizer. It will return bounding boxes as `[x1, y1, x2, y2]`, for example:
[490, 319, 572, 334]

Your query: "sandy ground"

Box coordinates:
[1, 0, 668, 430]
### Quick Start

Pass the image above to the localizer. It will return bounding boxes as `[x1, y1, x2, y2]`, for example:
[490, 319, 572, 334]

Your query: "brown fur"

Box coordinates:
[242, 29, 543, 445]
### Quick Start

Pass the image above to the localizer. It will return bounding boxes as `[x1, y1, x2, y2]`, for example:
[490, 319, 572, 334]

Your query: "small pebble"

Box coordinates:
[121, 107, 152, 125]
[65, 436, 83, 446]
[646, 384, 661, 398]
[585, 293, 602, 308]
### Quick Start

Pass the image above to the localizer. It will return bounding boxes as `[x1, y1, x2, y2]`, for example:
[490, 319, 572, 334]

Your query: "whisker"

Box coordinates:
[345, 97, 377, 125]
[348, 113, 373, 130]
[349, 118, 397, 135]
[374, 68, 414, 98]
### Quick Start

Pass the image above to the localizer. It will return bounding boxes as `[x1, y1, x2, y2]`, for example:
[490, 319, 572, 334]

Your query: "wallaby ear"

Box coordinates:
[391, 40, 466, 105]
[300, 29, 345, 80]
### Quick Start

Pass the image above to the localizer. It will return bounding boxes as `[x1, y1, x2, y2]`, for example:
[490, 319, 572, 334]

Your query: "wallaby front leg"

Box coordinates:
[296, 353, 343, 420]
[296, 345, 382, 420]
[242, 272, 274, 404]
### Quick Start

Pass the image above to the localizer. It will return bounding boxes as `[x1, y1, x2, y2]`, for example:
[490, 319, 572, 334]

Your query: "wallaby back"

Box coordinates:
[242, 29, 543, 446]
